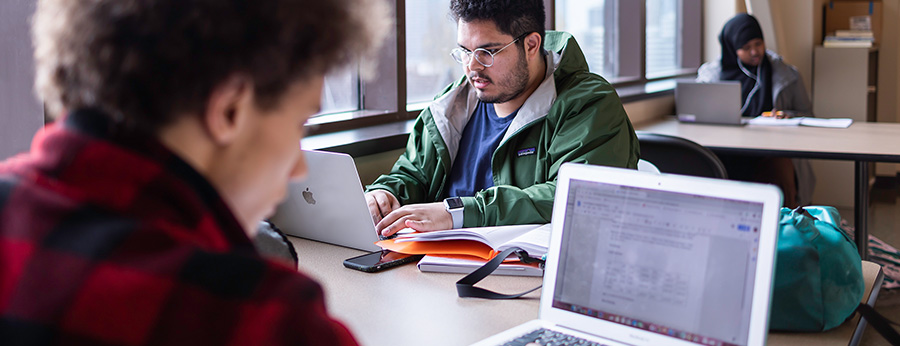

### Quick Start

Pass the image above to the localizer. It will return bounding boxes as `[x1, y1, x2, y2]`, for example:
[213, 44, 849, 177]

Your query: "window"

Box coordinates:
[555, 0, 701, 83]
[405, 0, 459, 108]
[308, 0, 702, 136]
[319, 66, 360, 115]
[645, 0, 679, 78]
[554, 0, 616, 78]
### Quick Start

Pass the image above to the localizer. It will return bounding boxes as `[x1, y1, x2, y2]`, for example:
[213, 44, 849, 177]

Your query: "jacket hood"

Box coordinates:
[544, 31, 591, 80]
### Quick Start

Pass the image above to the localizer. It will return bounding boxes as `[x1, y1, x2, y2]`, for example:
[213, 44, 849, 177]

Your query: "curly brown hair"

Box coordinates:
[33, 0, 389, 131]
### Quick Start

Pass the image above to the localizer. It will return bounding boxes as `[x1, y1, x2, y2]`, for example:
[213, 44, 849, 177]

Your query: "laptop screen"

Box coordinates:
[552, 178, 764, 346]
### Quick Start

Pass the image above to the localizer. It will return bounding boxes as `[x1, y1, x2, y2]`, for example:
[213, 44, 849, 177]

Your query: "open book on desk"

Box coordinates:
[747, 116, 853, 128]
[376, 223, 551, 260]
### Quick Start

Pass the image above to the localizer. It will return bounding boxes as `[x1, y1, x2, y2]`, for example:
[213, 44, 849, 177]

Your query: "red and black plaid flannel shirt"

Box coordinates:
[0, 109, 359, 345]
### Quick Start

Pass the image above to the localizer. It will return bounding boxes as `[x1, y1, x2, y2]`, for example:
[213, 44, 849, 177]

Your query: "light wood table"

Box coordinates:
[292, 238, 541, 346]
[637, 118, 900, 259]
[291, 237, 884, 346]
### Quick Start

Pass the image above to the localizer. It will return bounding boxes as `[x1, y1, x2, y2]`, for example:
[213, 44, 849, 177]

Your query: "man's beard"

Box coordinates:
[472, 51, 530, 104]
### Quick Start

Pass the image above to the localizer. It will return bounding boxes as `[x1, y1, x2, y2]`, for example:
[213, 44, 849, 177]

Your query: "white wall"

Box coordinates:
[746, 0, 778, 52]
[0, 0, 43, 160]
[703, 0, 739, 63]
[756, 0, 815, 101]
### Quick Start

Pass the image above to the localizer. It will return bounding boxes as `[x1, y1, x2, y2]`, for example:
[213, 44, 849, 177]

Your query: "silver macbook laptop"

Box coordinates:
[269, 150, 382, 252]
[676, 80, 747, 125]
[472, 163, 782, 346]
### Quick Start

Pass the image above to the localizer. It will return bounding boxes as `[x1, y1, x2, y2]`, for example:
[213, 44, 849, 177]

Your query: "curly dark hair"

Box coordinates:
[33, 0, 389, 131]
[449, 0, 546, 49]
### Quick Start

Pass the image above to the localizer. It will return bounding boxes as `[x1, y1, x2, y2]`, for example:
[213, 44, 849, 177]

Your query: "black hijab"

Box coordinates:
[719, 13, 773, 117]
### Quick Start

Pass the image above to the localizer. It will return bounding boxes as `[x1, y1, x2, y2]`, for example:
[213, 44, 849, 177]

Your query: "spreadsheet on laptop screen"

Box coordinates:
[553, 179, 765, 346]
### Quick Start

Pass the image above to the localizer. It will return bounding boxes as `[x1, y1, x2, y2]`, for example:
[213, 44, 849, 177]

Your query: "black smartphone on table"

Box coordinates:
[342, 250, 423, 273]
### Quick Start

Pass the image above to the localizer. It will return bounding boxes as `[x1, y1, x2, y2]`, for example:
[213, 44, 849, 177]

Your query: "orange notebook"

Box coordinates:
[376, 224, 550, 260]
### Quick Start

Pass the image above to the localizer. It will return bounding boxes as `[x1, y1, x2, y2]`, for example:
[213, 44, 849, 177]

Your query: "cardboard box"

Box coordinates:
[824, 0, 882, 45]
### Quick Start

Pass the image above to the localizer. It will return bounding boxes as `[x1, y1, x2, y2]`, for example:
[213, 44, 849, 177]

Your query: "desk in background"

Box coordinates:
[637, 118, 900, 259]
[291, 237, 883, 346]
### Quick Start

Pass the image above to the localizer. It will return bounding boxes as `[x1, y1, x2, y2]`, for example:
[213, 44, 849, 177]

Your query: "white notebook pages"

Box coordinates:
[747, 116, 852, 128]
[394, 223, 551, 257]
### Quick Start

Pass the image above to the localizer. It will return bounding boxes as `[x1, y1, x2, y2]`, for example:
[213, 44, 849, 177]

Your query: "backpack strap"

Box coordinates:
[456, 247, 543, 299]
[856, 303, 900, 345]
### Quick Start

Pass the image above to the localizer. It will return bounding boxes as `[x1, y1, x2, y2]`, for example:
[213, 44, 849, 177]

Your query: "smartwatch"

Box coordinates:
[444, 197, 464, 229]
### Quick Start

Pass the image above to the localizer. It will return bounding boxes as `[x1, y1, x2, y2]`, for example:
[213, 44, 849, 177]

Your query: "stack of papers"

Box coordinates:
[417, 254, 543, 276]
[747, 116, 853, 128]
[823, 30, 875, 48]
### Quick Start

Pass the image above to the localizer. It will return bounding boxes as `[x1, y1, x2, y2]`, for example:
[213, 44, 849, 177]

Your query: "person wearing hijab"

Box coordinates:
[699, 13, 812, 116]
[697, 13, 814, 207]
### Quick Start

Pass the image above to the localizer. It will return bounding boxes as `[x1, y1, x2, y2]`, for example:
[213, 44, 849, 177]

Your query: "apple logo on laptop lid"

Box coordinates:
[302, 187, 316, 205]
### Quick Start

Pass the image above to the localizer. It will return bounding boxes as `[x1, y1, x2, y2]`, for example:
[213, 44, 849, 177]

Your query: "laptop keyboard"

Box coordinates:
[499, 328, 612, 346]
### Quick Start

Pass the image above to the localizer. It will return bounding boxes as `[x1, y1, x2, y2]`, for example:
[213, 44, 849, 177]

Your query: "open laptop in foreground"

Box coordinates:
[676, 80, 748, 125]
[269, 150, 382, 252]
[472, 163, 782, 346]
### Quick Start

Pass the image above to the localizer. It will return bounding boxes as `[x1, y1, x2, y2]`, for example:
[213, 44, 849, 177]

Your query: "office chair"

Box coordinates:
[636, 159, 660, 174]
[636, 131, 728, 179]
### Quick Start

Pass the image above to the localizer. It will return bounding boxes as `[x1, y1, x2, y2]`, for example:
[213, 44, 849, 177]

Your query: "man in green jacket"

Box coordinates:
[366, 0, 639, 236]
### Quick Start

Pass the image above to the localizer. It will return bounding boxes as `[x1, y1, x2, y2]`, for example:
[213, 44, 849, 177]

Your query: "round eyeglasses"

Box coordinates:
[450, 33, 529, 68]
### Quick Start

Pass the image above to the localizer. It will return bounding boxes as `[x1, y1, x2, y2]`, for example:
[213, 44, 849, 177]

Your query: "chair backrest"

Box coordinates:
[636, 131, 728, 179]
[637, 159, 661, 174]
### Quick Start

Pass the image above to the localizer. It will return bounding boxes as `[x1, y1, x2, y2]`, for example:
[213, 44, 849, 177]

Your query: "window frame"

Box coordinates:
[305, 0, 702, 137]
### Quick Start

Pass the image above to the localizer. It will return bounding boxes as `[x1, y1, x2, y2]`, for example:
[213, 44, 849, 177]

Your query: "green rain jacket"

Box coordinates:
[367, 31, 639, 227]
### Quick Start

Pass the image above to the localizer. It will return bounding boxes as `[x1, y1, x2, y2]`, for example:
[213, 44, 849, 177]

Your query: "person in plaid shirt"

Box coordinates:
[0, 0, 388, 344]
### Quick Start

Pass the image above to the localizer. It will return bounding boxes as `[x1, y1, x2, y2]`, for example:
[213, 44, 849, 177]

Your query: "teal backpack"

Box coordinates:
[769, 206, 864, 331]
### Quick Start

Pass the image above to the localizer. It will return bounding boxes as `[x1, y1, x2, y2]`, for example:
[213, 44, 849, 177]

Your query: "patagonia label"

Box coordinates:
[517, 147, 536, 157]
